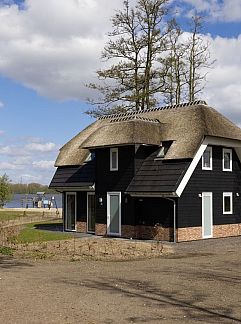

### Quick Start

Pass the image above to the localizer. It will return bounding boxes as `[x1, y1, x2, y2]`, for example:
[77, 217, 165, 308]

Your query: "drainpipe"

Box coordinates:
[164, 198, 176, 243]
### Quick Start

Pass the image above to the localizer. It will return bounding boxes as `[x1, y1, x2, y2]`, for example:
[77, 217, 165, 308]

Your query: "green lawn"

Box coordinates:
[11, 221, 72, 243]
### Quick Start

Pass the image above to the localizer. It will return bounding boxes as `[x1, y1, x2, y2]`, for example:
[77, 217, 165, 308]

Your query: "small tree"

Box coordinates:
[0, 174, 12, 208]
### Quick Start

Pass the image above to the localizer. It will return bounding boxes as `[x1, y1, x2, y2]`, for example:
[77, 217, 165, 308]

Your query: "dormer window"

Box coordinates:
[202, 147, 212, 170]
[85, 151, 95, 162]
[110, 148, 118, 171]
[155, 141, 173, 160]
[156, 146, 165, 158]
[223, 148, 232, 171]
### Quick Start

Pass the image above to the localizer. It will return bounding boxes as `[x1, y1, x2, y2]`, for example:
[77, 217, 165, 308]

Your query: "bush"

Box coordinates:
[0, 174, 12, 208]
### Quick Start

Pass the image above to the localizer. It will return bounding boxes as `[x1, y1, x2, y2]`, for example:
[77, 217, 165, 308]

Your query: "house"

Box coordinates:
[49, 100, 241, 242]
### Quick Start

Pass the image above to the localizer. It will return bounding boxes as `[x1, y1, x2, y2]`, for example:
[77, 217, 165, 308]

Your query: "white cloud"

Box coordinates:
[0, 145, 14, 155]
[182, 0, 241, 22]
[0, 161, 23, 170]
[25, 142, 57, 152]
[203, 34, 241, 121]
[0, 137, 59, 183]
[32, 160, 54, 169]
[0, 101, 4, 108]
[0, 144, 26, 156]
[0, 130, 5, 135]
[0, 0, 123, 100]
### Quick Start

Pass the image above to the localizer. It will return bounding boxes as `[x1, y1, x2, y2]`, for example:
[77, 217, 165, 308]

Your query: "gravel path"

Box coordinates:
[1, 236, 241, 324]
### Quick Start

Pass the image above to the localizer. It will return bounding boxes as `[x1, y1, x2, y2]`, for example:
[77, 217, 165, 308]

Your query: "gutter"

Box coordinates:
[163, 197, 177, 243]
[127, 192, 178, 198]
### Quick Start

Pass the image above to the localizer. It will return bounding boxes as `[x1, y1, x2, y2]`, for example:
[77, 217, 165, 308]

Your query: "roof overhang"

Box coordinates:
[126, 192, 178, 198]
[49, 183, 95, 191]
[51, 185, 95, 193]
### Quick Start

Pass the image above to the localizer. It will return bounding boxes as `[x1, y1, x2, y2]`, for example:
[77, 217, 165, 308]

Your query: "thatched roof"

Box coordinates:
[81, 118, 163, 148]
[55, 101, 241, 167]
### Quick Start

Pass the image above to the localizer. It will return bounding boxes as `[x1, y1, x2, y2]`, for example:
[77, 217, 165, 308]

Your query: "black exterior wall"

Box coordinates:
[76, 192, 88, 222]
[95, 146, 136, 226]
[94, 145, 172, 228]
[178, 145, 241, 228]
[135, 197, 173, 227]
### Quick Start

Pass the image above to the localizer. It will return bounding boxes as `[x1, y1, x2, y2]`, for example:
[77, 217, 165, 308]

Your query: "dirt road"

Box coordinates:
[1, 237, 241, 324]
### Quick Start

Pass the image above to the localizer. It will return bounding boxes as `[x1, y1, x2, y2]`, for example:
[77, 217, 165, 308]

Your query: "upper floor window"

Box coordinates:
[202, 146, 212, 170]
[223, 192, 233, 214]
[223, 148, 232, 171]
[85, 151, 95, 162]
[110, 148, 118, 171]
[155, 141, 173, 160]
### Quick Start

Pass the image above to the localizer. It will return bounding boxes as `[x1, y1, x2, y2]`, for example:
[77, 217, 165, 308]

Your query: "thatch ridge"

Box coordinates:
[98, 100, 207, 120]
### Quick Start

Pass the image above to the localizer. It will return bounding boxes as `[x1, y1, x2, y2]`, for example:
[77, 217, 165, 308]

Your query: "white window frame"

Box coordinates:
[202, 146, 212, 170]
[65, 192, 77, 231]
[87, 192, 95, 233]
[107, 192, 121, 236]
[223, 192, 233, 214]
[110, 148, 118, 171]
[223, 148, 232, 172]
[202, 192, 213, 239]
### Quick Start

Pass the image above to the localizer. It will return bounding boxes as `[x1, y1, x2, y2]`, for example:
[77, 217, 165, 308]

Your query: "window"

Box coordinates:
[202, 146, 212, 170]
[85, 151, 95, 162]
[110, 148, 118, 171]
[155, 141, 173, 160]
[223, 192, 233, 214]
[223, 148, 232, 171]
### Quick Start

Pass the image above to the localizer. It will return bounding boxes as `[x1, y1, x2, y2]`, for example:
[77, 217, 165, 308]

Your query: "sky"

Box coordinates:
[0, 0, 241, 184]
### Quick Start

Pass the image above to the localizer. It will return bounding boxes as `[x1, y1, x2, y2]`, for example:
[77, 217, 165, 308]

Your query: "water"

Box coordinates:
[4, 193, 62, 208]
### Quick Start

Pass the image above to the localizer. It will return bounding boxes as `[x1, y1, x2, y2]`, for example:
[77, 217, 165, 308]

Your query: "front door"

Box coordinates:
[87, 193, 96, 233]
[65, 192, 76, 231]
[202, 192, 213, 238]
[107, 192, 121, 236]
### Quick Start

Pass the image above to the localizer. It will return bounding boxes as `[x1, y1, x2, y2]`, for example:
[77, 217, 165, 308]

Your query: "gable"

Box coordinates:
[176, 136, 241, 197]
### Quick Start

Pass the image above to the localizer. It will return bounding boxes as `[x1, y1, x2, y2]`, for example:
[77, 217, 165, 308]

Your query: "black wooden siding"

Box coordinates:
[127, 149, 191, 193]
[178, 146, 241, 228]
[95, 146, 136, 225]
[49, 162, 95, 188]
[135, 197, 173, 227]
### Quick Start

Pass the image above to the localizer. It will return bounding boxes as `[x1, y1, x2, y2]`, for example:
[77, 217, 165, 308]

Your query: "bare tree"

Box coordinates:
[161, 15, 214, 105]
[86, 0, 169, 117]
[184, 15, 214, 102]
[86, 4, 214, 116]
[161, 19, 187, 105]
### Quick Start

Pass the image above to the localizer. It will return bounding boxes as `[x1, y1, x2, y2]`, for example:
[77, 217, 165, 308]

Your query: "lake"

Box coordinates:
[4, 193, 63, 209]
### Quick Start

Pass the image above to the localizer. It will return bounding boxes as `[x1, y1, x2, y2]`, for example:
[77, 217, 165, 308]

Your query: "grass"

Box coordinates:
[0, 246, 15, 256]
[0, 210, 31, 221]
[11, 221, 72, 244]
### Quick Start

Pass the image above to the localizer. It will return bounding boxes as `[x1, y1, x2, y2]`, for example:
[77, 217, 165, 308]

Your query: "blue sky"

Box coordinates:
[0, 0, 241, 184]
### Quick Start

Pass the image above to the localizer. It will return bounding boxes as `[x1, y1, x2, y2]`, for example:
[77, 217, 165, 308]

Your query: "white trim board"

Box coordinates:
[176, 136, 241, 197]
